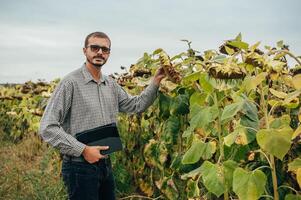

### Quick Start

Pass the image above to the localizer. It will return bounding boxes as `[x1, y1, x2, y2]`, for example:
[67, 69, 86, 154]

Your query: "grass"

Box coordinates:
[0, 132, 67, 200]
[0, 131, 139, 200]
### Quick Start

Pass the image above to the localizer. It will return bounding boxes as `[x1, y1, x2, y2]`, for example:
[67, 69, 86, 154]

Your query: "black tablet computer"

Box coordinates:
[75, 123, 123, 155]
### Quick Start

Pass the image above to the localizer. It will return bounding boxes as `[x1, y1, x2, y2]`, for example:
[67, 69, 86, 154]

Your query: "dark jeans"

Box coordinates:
[62, 158, 115, 200]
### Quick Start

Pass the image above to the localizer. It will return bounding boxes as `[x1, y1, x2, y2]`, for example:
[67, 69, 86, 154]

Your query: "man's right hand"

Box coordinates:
[82, 145, 109, 164]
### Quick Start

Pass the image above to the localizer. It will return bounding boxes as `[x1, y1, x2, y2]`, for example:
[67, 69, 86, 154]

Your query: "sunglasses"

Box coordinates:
[86, 45, 111, 54]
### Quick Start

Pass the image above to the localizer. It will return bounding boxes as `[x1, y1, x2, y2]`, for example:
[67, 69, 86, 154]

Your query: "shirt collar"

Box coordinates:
[81, 63, 108, 85]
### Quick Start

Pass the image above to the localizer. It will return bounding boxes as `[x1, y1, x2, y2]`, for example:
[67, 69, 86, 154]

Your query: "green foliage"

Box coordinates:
[221, 101, 244, 122]
[182, 137, 215, 164]
[0, 81, 56, 141]
[233, 168, 267, 200]
[200, 161, 225, 197]
[288, 158, 301, 171]
[285, 194, 301, 200]
[256, 126, 293, 160]
[114, 34, 301, 199]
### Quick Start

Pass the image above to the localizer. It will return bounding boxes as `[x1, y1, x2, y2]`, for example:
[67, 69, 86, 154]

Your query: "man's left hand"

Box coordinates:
[153, 67, 166, 86]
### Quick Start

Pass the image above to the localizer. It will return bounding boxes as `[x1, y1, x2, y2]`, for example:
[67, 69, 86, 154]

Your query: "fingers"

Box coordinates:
[154, 67, 166, 81]
[82, 146, 109, 163]
[157, 67, 165, 73]
[96, 146, 109, 159]
[100, 154, 109, 159]
[96, 146, 109, 150]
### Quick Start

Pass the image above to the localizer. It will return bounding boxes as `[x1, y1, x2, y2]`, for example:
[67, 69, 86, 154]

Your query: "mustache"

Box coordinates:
[93, 55, 105, 59]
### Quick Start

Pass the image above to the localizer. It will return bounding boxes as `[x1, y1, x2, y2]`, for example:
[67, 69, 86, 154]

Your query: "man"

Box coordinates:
[39, 31, 165, 200]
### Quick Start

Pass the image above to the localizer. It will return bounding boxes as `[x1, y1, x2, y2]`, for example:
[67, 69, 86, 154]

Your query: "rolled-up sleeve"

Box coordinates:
[39, 80, 86, 157]
[116, 80, 159, 113]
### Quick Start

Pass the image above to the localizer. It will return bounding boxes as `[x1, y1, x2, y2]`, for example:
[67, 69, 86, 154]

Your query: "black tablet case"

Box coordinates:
[75, 123, 123, 155]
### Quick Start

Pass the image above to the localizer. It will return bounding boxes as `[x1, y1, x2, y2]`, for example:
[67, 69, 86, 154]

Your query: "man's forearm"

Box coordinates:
[39, 123, 86, 157]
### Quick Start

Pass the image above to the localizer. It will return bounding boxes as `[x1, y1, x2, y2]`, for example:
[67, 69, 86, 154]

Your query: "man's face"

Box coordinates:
[83, 37, 111, 68]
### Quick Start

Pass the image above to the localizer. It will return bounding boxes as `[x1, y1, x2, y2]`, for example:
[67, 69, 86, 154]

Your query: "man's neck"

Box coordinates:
[86, 62, 102, 83]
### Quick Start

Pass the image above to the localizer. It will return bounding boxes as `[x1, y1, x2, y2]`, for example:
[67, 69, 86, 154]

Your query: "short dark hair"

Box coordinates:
[84, 32, 111, 47]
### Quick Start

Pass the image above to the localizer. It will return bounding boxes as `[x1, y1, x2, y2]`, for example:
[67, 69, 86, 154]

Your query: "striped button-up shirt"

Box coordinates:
[39, 64, 159, 157]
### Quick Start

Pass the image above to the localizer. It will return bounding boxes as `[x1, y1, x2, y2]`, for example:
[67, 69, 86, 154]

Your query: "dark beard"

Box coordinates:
[87, 57, 105, 68]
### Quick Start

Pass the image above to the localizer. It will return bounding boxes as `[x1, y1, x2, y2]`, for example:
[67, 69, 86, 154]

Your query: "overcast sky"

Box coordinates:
[0, 0, 300, 83]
